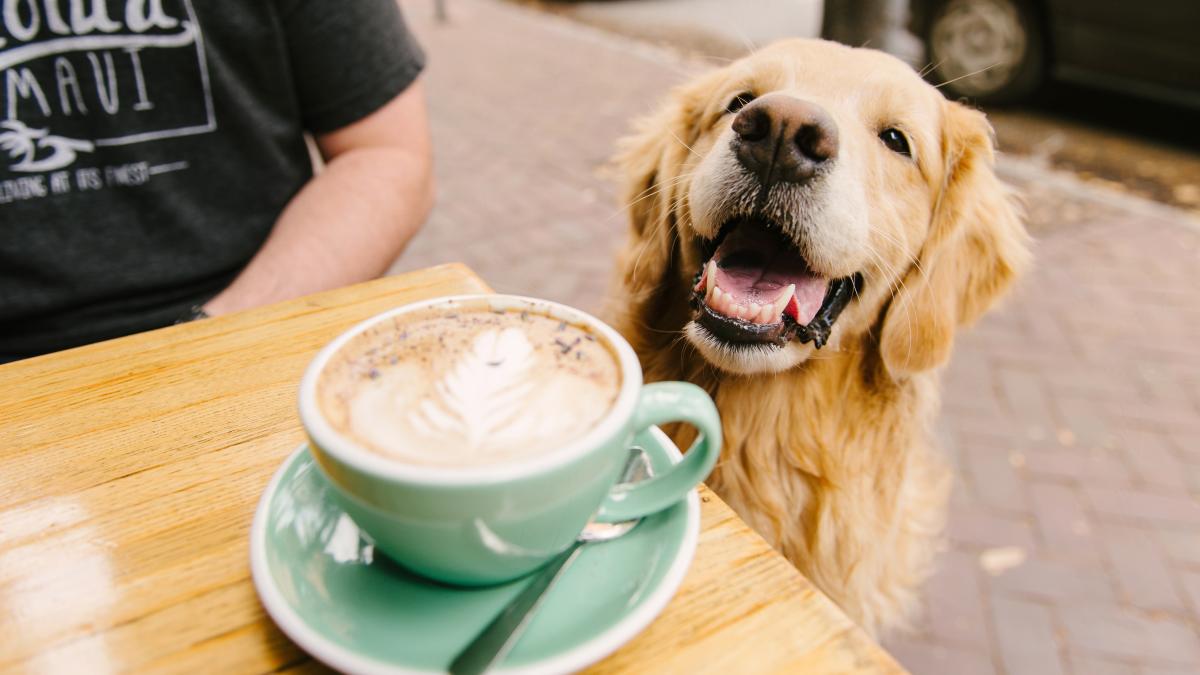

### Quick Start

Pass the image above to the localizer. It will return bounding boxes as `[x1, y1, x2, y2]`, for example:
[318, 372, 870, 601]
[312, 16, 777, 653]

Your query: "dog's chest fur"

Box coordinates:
[642, 332, 951, 636]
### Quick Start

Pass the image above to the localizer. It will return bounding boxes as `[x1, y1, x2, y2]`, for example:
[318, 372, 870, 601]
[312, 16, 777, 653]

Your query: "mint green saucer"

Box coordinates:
[250, 428, 699, 674]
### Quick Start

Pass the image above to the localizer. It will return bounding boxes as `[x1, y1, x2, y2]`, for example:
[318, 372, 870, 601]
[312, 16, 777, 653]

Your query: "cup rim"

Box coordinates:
[298, 294, 643, 486]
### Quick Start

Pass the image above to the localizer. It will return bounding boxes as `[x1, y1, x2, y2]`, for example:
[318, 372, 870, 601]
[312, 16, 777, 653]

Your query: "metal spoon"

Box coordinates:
[448, 448, 652, 675]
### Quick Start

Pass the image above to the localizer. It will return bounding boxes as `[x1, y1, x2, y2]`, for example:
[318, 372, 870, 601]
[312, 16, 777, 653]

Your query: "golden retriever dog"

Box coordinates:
[610, 39, 1030, 636]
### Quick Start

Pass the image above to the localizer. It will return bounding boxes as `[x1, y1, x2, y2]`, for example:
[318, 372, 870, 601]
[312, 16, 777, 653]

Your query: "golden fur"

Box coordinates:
[609, 40, 1031, 636]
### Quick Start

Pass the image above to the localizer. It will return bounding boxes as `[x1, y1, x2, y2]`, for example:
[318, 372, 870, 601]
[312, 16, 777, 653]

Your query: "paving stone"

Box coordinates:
[884, 638, 998, 675]
[989, 557, 1116, 603]
[1029, 482, 1102, 562]
[1177, 570, 1200, 617]
[915, 550, 992, 648]
[1116, 429, 1189, 491]
[1020, 447, 1131, 488]
[1168, 430, 1200, 463]
[997, 367, 1058, 443]
[1068, 652, 1139, 675]
[1157, 529, 1200, 568]
[947, 506, 1038, 552]
[1085, 485, 1200, 527]
[1054, 396, 1120, 454]
[962, 437, 1031, 514]
[1100, 524, 1188, 613]
[991, 596, 1066, 675]
[1059, 604, 1200, 665]
[1142, 667, 1200, 675]
[1106, 401, 1200, 436]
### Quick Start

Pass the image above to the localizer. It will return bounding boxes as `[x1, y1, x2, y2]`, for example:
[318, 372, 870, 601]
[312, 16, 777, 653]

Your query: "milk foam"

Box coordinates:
[318, 308, 621, 467]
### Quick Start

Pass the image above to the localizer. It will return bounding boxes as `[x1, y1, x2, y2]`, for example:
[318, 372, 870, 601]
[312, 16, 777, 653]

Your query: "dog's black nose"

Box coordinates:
[732, 95, 839, 186]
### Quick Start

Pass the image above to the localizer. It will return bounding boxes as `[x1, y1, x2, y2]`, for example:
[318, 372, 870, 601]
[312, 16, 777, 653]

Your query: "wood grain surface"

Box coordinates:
[0, 264, 904, 674]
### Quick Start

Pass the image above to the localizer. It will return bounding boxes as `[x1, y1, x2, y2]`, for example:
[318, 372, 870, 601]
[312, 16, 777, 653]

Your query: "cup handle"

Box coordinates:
[595, 381, 722, 522]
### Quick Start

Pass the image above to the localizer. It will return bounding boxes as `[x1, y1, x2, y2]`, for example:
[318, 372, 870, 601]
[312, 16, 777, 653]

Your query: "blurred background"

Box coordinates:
[392, 1, 1200, 673]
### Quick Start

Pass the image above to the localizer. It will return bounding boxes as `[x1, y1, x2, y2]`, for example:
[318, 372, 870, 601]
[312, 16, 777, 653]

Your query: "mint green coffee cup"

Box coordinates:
[298, 294, 721, 586]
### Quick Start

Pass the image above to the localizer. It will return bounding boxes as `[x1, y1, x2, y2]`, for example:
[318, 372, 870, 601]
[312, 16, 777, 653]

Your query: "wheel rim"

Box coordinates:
[930, 0, 1027, 95]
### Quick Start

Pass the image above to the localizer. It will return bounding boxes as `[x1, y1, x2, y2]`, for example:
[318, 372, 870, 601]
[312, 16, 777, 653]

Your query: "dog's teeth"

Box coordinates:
[712, 286, 724, 310]
[759, 304, 775, 323]
[777, 284, 797, 305]
[706, 284, 795, 323]
[773, 284, 796, 319]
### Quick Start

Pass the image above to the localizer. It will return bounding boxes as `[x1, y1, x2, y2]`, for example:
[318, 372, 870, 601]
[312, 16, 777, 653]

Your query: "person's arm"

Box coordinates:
[203, 78, 434, 316]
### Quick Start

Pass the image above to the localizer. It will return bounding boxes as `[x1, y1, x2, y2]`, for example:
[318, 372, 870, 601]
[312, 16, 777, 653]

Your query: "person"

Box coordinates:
[0, 0, 434, 361]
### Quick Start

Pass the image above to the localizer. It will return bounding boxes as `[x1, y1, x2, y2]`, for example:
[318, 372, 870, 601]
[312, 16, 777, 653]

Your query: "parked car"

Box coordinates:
[908, 0, 1200, 106]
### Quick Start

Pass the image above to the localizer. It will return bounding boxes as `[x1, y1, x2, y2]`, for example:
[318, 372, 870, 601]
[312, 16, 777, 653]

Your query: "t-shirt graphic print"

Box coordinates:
[1, 0, 213, 196]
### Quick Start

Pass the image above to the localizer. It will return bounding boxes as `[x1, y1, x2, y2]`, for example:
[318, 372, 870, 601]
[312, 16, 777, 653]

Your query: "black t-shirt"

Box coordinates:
[0, 0, 424, 359]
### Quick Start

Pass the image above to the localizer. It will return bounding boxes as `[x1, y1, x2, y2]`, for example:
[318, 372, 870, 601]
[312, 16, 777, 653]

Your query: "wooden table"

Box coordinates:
[0, 264, 905, 674]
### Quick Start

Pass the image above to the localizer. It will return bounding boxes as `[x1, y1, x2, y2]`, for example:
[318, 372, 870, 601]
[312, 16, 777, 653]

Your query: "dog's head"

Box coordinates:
[617, 39, 1029, 377]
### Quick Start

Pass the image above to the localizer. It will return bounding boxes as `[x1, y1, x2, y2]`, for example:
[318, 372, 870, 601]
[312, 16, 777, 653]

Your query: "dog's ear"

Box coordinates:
[612, 78, 711, 316]
[614, 106, 679, 301]
[879, 101, 1031, 377]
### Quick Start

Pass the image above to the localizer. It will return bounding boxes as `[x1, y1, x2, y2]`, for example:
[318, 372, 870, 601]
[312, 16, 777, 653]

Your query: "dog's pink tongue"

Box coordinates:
[786, 275, 827, 325]
[758, 248, 826, 324]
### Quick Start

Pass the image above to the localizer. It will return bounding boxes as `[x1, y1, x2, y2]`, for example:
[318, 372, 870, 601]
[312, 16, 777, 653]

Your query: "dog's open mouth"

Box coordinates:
[689, 217, 860, 348]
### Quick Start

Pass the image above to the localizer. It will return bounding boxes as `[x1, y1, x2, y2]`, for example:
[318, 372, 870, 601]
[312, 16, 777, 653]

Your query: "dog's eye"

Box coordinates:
[725, 92, 756, 114]
[879, 128, 912, 157]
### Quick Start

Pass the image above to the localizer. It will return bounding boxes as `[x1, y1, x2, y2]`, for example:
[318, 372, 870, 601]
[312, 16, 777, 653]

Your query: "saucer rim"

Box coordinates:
[250, 428, 700, 675]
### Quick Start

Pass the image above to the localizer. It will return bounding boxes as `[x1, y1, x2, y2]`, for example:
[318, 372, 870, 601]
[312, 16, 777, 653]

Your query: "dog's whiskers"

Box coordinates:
[666, 129, 703, 160]
[731, 28, 761, 56]
[615, 169, 699, 222]
[917, 58, 945, 78]
[935, 62, 1002, 89]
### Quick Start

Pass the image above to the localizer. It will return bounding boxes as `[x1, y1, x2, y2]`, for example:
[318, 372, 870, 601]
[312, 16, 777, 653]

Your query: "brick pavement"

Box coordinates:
[394, 2, 1200, 672]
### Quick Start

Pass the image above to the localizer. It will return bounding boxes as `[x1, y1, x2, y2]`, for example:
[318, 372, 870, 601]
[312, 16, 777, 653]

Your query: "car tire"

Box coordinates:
[922, 0, 1045, 104]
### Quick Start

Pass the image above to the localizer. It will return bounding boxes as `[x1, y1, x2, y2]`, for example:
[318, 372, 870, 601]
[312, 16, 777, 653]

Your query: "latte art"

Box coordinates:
[408, 327, 538, 450]
[317, 307, 621, 467]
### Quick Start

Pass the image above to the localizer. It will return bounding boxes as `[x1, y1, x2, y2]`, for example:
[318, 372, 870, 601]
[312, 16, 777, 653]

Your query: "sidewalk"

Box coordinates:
[393, 2, 1200, 673]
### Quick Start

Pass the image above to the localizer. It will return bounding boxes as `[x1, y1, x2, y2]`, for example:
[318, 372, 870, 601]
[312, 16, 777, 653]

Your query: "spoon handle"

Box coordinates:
[448, 543, 583, 675]
[449, 449, 648, 675]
